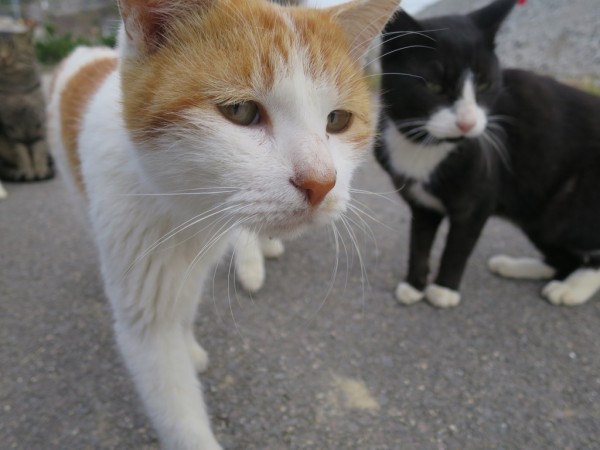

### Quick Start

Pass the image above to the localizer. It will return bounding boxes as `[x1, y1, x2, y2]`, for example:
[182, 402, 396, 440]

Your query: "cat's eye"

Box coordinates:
[217, 101, 260, 126]
[327, 110, 352, 134]
[425, 81, 443, 94]
[477, 81, 491, 92]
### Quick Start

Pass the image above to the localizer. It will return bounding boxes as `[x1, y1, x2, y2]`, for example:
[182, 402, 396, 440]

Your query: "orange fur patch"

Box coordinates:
[60, 56, 117, 195]
[120, 0, 373, 149]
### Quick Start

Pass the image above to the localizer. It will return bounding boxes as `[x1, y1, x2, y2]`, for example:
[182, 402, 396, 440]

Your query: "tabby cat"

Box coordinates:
[0, 26, 53, 198]
[47, 0, 399, 448]
[375, 0, 600, 308]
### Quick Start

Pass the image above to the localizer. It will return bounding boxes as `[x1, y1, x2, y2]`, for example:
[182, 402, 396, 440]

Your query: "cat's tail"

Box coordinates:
[46, 46, 118, 201]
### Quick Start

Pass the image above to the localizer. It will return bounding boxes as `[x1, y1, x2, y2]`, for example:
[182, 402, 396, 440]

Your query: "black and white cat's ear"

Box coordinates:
[468, 0, 517, 47]
[117, 0, 213, 56]
[385, 9, 422, 34]
[379, 9, 425, 49]
[328, 0, 401, 61]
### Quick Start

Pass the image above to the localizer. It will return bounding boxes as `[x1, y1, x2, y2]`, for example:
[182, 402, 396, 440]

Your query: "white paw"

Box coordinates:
[542, 268, 600, 306]
[488, 254, 555, 280]
[188, 341, 209, 373]
[0, 183, 7, 199]
[425, 284, 461, 308]
[235, 229, 266, 293]
[236, 257, 265, 293]
[395, 282, 424, 305]
[261, 237, 285, 259]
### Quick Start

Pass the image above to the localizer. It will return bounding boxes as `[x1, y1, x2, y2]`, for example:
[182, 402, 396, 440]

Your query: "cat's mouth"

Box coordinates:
[257, 203, 342, 238]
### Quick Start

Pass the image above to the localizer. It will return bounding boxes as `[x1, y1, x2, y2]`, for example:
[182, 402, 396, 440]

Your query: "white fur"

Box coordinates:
[542, 268, 600, 306]
[384, 118, 455, 181]
[260, 236, 285, 259]
[488, 254, 556, 280]
[0, 180, 6, 199]
[425, 284, 461, 308]
[48, 14, 371, 447]
[408, 182, 445, 213]
[395, 281, 424, 305]
[427, 75, 488, 140]
[234, 229, 266, 294]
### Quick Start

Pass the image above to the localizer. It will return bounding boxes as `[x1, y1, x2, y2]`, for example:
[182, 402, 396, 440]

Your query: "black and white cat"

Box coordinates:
[375, 0, 600, 308]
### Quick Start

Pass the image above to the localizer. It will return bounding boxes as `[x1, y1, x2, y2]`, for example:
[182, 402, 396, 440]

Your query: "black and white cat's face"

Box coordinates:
[380, 0, 515, 144]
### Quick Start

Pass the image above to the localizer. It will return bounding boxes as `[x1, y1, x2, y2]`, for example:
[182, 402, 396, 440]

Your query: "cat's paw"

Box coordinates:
[260, 237, 285, 259]
[542, 269, 600, 306]
[395, 282, 424, 305]
[236, 254, 265, 293]
[425, 284, 461, 308]
[0, 182, 7, 199]
[188, 340, 209, 373]
[488, 254, 555, 280]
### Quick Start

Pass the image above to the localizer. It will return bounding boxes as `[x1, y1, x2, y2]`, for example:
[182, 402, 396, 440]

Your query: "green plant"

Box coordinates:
[35, 24, 116, 66]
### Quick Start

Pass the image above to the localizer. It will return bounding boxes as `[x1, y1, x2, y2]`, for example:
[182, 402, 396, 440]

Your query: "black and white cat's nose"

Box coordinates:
[290, 171, 336, 207]
[456, 118, 476, 134]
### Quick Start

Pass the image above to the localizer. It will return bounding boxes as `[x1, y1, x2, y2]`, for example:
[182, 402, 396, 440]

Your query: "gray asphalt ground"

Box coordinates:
[1, 1, 600, 449]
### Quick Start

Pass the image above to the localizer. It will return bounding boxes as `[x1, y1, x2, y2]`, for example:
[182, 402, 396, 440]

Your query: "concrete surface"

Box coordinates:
[2, 155, 599, 449]
[1, 0, 600, 449]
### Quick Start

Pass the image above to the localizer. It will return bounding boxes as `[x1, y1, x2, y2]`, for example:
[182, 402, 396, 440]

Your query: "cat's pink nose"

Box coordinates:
[456, 119, 476, 133]
[290, 174, 336, 207]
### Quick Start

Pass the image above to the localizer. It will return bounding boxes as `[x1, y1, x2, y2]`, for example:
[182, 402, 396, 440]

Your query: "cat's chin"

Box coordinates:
[259, 209, 342, 240]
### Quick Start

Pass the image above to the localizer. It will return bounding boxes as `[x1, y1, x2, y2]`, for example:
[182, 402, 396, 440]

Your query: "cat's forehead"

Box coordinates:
[122, 0, 369, 135]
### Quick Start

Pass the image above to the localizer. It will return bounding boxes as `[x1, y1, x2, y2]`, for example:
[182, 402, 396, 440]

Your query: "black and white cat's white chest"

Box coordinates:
[380, 116, 454, 213]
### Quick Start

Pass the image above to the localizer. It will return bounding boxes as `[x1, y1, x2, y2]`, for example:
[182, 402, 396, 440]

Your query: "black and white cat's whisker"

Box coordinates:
[483, 127, 511, 170]
[487, 113, 516, 126]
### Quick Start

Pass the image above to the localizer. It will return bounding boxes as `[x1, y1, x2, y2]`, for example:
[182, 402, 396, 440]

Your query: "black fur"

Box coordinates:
[375, 0, 600, 303]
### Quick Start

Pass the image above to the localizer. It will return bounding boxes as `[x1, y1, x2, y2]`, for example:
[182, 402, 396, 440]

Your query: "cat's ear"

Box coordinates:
[380, 9, 424, 49]
[385, 9, 422, 34]
[327, 0, 400, 61]
[468, 0, 516, 47]
[117, 0, 213, 56]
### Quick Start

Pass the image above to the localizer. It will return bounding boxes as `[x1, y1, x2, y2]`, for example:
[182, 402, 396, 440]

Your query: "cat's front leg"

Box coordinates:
[114, 317, 222, 450]
[234, 228, 266, 294]
[30, 139, 54, 180]
[426, 212, 490, 308]
[12, 142, 35, 181]
[397, 206, 444, 305]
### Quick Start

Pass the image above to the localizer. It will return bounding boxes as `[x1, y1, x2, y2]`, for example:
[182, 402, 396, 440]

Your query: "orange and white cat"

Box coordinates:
[47, 0, 398, 448]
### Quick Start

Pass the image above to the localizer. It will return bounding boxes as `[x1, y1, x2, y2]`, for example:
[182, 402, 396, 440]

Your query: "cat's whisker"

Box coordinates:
[348, 201, 398, 233]
[348, 9, 402, 63]
[124, 202, 242, 279]
[355, 28, 443, 68]
[362, 72, 426, 83]
[306, 222, 342, 322]
[364, 44, 436, 71]
[334, 220, 352, 293]
[345, 206, 379, 256]
[175, 215, 252, 308]
[350, 188, 404, 207]
[123, 190, 238, 197]
[338, 215, 370, 304]
[481, 128, 512, 172]
[487, 114, 516, 125]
